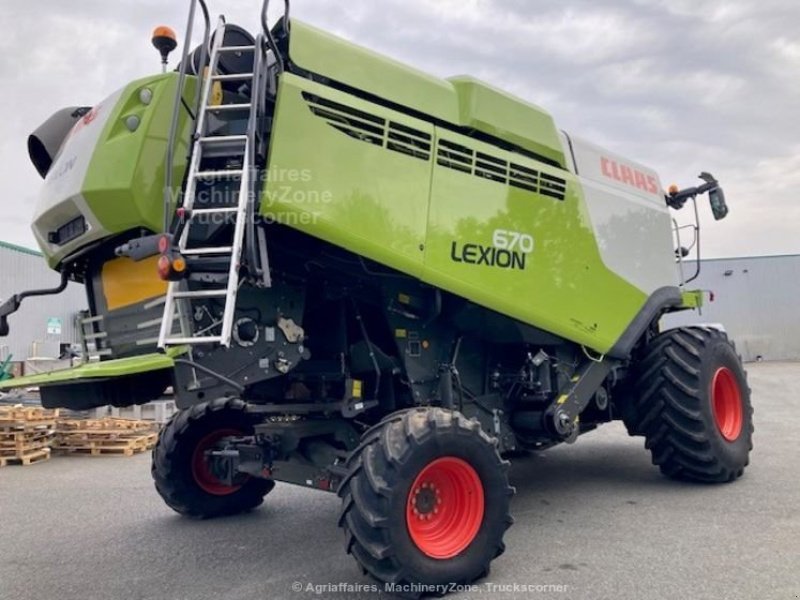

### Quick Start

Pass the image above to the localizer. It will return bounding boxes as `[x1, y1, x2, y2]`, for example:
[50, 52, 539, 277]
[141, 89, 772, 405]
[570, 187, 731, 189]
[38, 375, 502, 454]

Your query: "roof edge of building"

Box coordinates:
[0, 240, 42, 257]
[701, 253, 800, 262]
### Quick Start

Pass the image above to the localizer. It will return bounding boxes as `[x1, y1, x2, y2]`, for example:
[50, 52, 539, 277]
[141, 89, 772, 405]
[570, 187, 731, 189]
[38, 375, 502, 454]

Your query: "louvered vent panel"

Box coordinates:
[437, 139, 566, 201]
[303, 93, 431, 161]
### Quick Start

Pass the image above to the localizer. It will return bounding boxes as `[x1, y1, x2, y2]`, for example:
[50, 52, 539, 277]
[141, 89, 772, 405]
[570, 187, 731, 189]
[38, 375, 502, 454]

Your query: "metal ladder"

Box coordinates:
[157, 17, 257, 349]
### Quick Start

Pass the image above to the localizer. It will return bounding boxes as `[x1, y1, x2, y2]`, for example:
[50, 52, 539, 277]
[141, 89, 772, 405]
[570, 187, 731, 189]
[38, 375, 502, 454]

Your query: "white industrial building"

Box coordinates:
[663, 254, 800, 362]
[0, 241, 86, 367]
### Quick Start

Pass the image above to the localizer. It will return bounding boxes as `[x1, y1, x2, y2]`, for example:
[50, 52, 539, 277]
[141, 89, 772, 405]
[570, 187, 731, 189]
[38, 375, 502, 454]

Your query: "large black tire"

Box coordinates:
[624, 326, 754, 482]
[152, 398, 274, 518]
[338, 408, 514, 593]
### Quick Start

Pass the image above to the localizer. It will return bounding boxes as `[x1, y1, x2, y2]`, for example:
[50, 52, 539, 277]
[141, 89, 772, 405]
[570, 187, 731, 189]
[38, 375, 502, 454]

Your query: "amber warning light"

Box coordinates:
[152, 26, 178, 73]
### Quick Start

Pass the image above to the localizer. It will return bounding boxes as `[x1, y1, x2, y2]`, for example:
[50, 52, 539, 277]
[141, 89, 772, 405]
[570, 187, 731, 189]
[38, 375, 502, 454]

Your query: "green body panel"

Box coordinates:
[424, 130, 646, 353]
[33, 73, 196, 267]
[81, 75, 196, 233]
[264, 74, 647, 353]
[0, 348, 183, 391]
[288, 20, 459, 123]
[263, 73, 431, 278]
[288, 20, 565, 168]
[448, 77, 565, 167]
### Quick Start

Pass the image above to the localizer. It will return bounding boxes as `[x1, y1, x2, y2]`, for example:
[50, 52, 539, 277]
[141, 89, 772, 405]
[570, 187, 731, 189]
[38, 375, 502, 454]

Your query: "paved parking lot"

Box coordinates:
[1, 361, 798, 600]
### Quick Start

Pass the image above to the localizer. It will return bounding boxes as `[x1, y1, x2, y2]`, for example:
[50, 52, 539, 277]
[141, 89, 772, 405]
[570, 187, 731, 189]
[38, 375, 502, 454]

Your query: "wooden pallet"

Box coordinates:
[0, 447, 51, 467]
[54, 436, 157, 456]
[0, 406, 57, 460]
[52, 417, 158, 457]
[0, 439, 52, 457]
[0, 419, 56, 432]
[0, 405, 59, 422]
[56, 417, 154, 433]
[0, 429, 54, 445]
[54, 432, 158, 457]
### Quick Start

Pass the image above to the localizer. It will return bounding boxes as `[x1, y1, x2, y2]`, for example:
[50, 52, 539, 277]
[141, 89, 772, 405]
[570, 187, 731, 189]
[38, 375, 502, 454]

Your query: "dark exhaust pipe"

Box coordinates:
[27, 106, 92, 178]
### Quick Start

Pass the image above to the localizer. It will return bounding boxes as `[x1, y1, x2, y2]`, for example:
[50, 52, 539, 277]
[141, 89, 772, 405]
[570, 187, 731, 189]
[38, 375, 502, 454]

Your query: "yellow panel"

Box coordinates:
[101, 256, 167, 311]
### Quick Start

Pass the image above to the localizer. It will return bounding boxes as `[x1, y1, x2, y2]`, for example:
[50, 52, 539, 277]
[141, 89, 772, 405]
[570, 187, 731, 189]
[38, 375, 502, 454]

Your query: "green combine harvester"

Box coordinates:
[0, 0, 753, 591]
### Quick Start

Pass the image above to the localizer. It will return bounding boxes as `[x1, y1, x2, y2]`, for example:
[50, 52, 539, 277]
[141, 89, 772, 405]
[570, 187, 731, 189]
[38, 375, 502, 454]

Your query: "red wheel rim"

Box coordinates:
[406, 457, 485, 559]
[191, 429, 247, 495]
[711, 367, 743, 442]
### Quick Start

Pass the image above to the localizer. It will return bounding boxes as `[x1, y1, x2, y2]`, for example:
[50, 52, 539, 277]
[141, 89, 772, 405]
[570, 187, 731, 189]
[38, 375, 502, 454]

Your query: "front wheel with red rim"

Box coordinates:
[339, 408, 514, 590]
[711, 367, 744, 442]
[626, 327, 754, 483]
[152, 398, 274, 518]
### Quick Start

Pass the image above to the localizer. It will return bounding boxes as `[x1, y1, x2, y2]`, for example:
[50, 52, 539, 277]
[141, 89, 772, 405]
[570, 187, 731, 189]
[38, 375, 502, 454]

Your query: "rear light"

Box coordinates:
[157, 255, 172, 280]
[157, 251, 188, 282]
[172, 257, 187, 273]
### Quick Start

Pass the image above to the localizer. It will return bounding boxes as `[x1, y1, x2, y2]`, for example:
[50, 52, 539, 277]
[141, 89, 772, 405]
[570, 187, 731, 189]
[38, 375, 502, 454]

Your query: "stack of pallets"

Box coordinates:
[0, 405, 58, 467]
[54, 417, 158, 457]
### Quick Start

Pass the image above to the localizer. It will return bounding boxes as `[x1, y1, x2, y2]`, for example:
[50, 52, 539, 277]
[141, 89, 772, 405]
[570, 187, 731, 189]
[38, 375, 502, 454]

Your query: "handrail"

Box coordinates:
[192, 1, 211, 117]
[245, 33, 265, 282]
[261, 0, 289, 73]
[162, 0, 211, 233]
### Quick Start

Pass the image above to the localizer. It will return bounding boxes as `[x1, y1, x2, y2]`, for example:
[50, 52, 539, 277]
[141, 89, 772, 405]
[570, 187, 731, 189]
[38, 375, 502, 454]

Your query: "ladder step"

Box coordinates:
[79, 315, 104, 325]
[182, 247, 234, 256]
[195, 169, 244, 179]
[199, 135, 248, 144]
[82, 332, 108, 340]
[218, 45, 255, 53]
[191, 207, 239, 216]
[208, 103, 252, 111]
[164, 336, 224, 345]
[211, 73, 254, 81]
[173, 290, 228, 299]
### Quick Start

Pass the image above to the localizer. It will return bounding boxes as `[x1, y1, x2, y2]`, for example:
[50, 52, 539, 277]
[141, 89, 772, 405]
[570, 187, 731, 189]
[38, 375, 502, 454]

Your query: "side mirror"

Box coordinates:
[709, 187, 729, 221]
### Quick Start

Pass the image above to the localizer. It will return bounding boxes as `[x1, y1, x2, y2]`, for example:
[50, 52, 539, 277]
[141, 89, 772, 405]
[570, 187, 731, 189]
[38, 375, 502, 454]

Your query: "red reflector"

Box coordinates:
[158, 235, 170, 254]
[176, 208, 186, 219]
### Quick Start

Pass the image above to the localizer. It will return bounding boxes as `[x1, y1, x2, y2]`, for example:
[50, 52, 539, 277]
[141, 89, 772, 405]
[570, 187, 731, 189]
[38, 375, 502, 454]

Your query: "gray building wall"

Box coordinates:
[0, 241, 87, 360]
[662, 255, 800, 362]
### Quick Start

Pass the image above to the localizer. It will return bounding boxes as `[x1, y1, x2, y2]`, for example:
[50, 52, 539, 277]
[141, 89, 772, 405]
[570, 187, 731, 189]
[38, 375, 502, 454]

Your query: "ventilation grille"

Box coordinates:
[437, 140, 567, 201]
[301, 93, 566, 200]
[303, 93, 432, 161]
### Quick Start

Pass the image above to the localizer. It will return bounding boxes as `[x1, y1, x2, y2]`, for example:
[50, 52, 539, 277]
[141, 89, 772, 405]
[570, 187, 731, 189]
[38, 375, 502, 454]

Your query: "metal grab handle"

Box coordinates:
[163, 0, 212, 233]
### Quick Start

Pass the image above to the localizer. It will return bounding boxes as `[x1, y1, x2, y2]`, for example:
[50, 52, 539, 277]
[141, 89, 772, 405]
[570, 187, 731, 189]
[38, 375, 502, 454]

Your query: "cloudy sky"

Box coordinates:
[1, 0, 797, 258]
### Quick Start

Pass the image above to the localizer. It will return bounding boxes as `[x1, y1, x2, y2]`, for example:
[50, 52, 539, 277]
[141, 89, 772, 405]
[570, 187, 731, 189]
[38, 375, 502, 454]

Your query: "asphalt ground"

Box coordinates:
[1, 361, 798, 600]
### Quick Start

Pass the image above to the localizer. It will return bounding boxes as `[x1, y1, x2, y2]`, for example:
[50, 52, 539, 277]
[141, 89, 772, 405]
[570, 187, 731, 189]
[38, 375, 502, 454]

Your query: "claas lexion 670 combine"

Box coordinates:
[1, 0, 753, 591]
